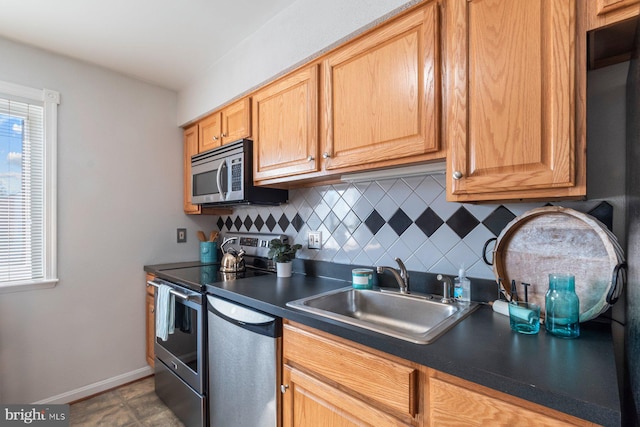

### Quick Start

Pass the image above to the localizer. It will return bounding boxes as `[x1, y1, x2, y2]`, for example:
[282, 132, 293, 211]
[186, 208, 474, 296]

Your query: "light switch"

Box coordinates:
[177, 228, 187, 243]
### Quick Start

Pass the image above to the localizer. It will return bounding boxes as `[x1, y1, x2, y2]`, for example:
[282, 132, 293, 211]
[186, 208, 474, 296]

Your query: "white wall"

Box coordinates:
[0, 37, 216, 404]
[177, 0, 418, 125]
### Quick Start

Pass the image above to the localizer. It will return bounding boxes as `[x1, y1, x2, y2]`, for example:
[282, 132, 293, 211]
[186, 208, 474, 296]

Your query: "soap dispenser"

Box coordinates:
[455, 266, 471, 302]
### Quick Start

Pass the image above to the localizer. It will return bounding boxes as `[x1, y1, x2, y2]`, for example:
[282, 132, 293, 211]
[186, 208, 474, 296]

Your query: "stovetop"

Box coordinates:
[149, 232, 288, 293]
[152, 259, 274, 293]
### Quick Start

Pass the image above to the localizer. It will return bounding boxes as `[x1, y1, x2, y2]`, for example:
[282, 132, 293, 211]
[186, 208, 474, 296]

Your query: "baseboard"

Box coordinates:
[33, 366, 154, 404]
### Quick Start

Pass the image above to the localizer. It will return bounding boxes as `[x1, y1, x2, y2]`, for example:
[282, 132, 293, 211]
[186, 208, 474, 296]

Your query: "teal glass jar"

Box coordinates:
[545, 274, 580, 338]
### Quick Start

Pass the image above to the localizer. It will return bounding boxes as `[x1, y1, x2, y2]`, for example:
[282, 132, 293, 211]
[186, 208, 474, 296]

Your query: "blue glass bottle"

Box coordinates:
[545, 274, 580, 338]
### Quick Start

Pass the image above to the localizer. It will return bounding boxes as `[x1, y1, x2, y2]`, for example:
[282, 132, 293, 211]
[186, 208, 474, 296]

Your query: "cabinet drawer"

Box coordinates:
[283, 322, 418, 418]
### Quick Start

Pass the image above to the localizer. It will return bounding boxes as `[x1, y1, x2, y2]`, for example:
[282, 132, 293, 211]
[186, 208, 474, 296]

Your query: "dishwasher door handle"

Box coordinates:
[207, 295, 281, 338]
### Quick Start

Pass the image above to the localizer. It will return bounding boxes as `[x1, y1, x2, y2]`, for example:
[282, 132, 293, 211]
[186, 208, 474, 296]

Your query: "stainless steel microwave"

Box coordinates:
[190, 139, 288, 206]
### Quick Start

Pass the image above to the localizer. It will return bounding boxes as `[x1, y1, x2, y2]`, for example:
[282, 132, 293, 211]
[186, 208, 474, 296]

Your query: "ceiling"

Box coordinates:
[0, 0, 299, 91]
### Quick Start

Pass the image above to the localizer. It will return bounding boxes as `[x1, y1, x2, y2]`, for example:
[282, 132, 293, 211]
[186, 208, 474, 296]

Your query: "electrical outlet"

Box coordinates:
[177, 228, 187, 243]
[308, 231, 322, 249]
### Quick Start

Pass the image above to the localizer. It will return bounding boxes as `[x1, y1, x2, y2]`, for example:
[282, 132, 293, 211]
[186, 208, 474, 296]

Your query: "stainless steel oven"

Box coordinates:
[147, 278, 206, 427]
[147, 232, 287, 427]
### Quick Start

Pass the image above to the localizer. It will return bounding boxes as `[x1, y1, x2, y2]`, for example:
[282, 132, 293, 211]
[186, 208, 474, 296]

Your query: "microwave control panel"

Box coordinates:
[231, 158, 242, 191]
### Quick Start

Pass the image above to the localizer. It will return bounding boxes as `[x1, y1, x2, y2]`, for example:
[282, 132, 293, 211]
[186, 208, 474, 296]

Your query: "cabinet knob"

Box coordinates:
[322, 152, 331, 159]
[221, 133, 227, 138]
[453, 171, 463, 180]
[212, 136, 219, 141]
[280, 384, 289, 393]
[307, 155, 314, 162]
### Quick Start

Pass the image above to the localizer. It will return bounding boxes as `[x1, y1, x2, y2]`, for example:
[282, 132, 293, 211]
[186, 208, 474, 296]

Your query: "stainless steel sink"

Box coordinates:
[286, 287, 478, 344]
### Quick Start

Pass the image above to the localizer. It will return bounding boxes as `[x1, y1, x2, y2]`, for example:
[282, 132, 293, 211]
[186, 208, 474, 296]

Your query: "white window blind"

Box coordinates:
[0, 81, 58, 292]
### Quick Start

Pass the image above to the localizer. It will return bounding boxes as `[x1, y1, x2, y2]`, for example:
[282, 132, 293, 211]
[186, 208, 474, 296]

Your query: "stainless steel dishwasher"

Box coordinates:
[207, 295, 282, 427]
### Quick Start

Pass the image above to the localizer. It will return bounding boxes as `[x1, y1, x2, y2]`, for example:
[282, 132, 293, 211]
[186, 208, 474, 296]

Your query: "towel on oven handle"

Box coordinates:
[155, 284, 175, 341]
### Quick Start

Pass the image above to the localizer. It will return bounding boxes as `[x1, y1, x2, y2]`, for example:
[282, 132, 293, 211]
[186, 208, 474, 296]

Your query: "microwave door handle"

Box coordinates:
[216, 159, 227, 200]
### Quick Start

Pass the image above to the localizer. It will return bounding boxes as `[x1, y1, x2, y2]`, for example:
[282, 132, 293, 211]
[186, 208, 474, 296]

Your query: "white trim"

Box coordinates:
[0, 278, 59, 294]
[0, 80, 45, 103]
[43, 88, 59, 283]
[32, 366, 154, 404]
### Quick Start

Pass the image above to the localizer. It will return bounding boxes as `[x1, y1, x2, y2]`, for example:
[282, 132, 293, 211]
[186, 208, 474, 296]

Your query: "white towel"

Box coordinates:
[155, 284, 175, 341]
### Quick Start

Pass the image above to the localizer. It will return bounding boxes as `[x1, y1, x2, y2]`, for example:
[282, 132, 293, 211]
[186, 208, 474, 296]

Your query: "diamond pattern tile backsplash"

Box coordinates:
[215, 174, 614, 280]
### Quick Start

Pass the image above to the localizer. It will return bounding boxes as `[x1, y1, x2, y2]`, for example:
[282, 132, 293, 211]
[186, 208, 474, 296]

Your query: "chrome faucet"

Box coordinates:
[437, 274, 454, 303]
[376, 258, 410, 294]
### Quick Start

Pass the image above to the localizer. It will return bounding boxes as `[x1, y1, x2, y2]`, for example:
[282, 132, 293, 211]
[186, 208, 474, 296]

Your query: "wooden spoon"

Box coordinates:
[197, 231, 207, 242]
[209, 231, 219, 242]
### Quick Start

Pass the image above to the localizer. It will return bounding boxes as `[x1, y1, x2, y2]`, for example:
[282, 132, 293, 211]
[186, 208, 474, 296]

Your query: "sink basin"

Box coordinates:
[286, 287, 478, 344]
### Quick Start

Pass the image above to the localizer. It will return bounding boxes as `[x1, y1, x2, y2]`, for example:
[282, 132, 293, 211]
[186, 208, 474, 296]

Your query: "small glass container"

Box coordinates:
[545, 274, 580, 339]
[509, 301, 540, 335]
[352, 268, 373, 289]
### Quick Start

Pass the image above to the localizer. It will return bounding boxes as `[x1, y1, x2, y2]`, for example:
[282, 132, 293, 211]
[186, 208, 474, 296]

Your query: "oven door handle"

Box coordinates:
[147, 280, 191, 301]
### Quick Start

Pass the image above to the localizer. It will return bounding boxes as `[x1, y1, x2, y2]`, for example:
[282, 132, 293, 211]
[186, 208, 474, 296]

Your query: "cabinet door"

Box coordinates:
[183, 124, 201, 214]
[444, 0, 585, 202]
[587, 0, 639, 30]
[323, 3, 440, 171]
[146, 292, 155, 367]
[282, 365, 411, 427]
[596, 0, 639, 17]
[252, 65, 319, 181]
[145, 274, 155, 367]
[221, 97, 251, 145]
[199, 112, 222, 153]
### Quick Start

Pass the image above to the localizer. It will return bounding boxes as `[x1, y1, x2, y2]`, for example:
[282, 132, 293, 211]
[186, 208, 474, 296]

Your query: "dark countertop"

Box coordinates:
[145, 264, 621, 426]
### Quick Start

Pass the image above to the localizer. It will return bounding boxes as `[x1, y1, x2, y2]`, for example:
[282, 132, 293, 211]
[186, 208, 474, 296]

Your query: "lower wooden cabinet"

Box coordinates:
[145, 273, 155, 367]
[426, 370, 595, 427]
[283, 321, 421, 426]
[283, 365, 412, 427]
[282, 321, 597, 427]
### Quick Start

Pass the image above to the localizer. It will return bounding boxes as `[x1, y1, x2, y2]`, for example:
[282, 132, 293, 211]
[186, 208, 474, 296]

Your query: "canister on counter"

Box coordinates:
[352, 268, 373, 289]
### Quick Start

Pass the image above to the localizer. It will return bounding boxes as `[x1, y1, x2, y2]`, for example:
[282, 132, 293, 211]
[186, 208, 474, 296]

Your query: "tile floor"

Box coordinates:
[69, 376, 184, 426]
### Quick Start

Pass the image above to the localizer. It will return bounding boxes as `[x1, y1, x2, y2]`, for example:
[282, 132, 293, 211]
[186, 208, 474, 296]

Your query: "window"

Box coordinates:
[0, 81, 59, 292]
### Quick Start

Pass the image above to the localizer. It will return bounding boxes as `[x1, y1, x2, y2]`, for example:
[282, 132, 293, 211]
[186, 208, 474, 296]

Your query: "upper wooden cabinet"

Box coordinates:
[183, 124, 201, 214]
[252, 65, 320, 181]
[252, 3, 444, 186]
[444, 0, 586, 202]
[322, 2, 440, 171]
[199, 97, 251, 153]
[587, 0, 639, 30]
